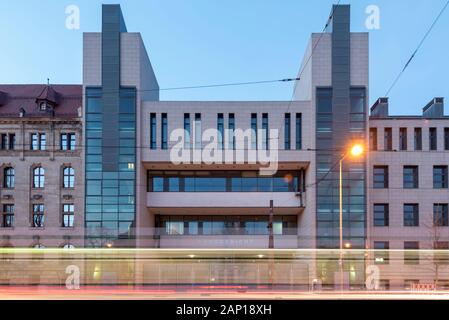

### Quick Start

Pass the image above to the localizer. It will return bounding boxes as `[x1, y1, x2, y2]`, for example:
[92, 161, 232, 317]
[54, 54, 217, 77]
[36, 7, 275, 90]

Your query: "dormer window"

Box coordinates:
[39, 101, 53, 112]
[35, 85, 59, 113]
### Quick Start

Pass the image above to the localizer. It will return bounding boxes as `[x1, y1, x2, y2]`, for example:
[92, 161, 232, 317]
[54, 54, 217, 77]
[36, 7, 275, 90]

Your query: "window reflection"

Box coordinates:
[149, 171, 303, 193]
[158, 215, 297, 235]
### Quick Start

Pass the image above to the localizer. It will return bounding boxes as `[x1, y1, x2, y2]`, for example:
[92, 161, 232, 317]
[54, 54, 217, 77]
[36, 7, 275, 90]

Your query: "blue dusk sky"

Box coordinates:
[0, 0, 448, 115]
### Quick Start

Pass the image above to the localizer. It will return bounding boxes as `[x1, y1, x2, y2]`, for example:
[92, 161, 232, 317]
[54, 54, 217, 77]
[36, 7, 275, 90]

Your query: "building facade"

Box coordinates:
[0, 4, 448, 262]
[0, 85, 83, 248]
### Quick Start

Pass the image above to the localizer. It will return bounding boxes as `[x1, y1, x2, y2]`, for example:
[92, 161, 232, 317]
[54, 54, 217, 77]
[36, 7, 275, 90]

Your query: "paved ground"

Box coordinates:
[1, 286, 449, 300]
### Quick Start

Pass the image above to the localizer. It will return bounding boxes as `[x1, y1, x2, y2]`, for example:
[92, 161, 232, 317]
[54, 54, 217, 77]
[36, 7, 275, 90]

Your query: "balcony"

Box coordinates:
[147, 192, 305, 212]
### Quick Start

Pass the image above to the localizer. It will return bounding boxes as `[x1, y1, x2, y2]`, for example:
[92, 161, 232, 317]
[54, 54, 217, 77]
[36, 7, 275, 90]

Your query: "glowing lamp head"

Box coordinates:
[350, 144, 364, 157]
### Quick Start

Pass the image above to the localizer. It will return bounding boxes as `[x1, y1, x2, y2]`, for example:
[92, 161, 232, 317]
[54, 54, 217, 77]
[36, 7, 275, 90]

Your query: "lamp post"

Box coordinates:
[338, 143, 364, 291]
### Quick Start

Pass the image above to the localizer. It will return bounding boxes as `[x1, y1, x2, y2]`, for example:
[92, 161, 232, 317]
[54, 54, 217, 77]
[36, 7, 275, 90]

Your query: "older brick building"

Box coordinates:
[0, 85, 83, 247]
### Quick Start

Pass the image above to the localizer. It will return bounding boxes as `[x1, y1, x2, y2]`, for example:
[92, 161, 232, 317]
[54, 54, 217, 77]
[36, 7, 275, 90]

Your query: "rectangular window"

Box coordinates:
[251, 113, 257, 149]
[60, 133, 76, 150]
[384, 128, 392, 151]
[403, 166, 419, 189]
[161, 113, 168, 150]
[217, 113, 224, 150]
[228, 113, 235, 150]
[0, 134, 7, 150]
[434, 166, 448, 189]
[150, 113, 156, 149]
[430, 127, 437, 150]
[374, 241, 389, 264]
[373, 166, 388, 189]
[8, 134, 15, 150]
[62, 204, 75, 228]
[399, 128, 407, 151]
[404, 204, 419, 227]
[166, 221, 184, 235]
[32, 204, 45, 228]
[31, 133, 46, 150]
[369, 128, 377, 151]
[284, 113, 291, 150]
[2, 204, 14, 228]
[414, 128, 422, 151]
[184, 113, 191, 149]
[374, 204, 389, 227]
[296, 113, 302, 150]
[404, 242, 420, 265]
[434, 204, 449, 226]
[445, 128, 449, 151]
[262, 113, 268, 150]
[194, 113, 202, 149]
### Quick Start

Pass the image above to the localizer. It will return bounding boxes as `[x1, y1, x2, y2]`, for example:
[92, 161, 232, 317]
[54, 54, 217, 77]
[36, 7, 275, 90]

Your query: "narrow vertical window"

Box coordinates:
[3, 167, 14, 188]
[251, 113, 257, 149]
[62, 204, 75, 228]
[430, 127, 437, 150]
[40, 133, 46, 150]
[194, 113, 201, 149]
[8, 134, 15, 150]
[414, 128, 422, 151]
[150, 113, 156, 149]
[33, 167, 45, 188]
[31, 133, 38, 150]
[296, 113, 302, 150]
[284, 113, 291, 150]
[399, 128, 407, 151]
[161, 113, 168, 150]
[404, 204, 419, 227]
[0, 134, 7, 150]
[184, 113, 191, 149]
[63, 167, 75, 188]
[384, 128, 392, 151]
[434, 204, 449, 226]
[217, 113, 224, 149]
[262, 113, 268, 150]
[369, 128, 377, 151]
[32, 204, 45, 228]
[374, 204, 389, 226]
[2, 204, 14, 228]
[444, 128, 449, 151]
[228, 113, 235, 150]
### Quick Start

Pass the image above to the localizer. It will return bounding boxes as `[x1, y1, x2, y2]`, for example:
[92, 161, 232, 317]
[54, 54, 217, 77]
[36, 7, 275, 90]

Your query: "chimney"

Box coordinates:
[423, 97, 444, 118]
[370, 97, 389, 118]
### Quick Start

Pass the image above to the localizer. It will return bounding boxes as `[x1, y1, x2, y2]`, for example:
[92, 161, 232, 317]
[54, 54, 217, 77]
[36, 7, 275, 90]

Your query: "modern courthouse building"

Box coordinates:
[1, 4, 448, 257]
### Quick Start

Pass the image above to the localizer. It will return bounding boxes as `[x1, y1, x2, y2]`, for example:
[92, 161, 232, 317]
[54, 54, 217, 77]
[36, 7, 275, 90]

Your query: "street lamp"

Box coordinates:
[338, 143, 364, 291]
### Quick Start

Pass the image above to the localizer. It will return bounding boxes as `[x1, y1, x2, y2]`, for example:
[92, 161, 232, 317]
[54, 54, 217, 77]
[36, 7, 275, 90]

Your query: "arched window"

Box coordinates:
[63, 244, 75, 249]
[63, 167, 75, 188]
[3, 167, 14, 188]
[33, 167, 45, 188]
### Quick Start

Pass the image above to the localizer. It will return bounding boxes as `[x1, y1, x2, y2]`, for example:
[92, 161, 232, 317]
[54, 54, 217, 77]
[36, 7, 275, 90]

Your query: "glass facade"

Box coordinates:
[148, 170, 304, 193]
[315, 87, 367, 249]
[85, 87, 136, 247]
[156, 215, 297, 235]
